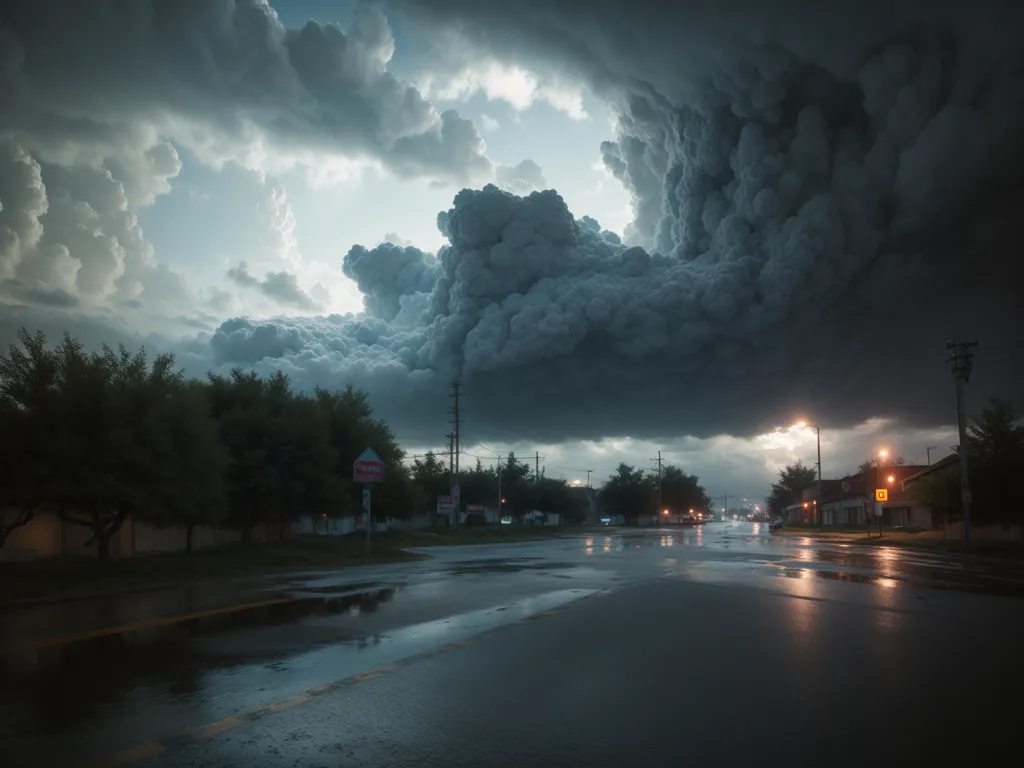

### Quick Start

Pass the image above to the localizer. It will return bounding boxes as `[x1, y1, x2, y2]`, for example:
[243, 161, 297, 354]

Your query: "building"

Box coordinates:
[784, 464, 938, 529]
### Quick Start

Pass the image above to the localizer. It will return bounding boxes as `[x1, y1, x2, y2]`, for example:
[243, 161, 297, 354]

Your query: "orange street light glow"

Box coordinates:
[888, 475, 895, 483]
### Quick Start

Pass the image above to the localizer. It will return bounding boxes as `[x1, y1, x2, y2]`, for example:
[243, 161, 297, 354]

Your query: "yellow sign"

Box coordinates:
[875, 488, 888, 502]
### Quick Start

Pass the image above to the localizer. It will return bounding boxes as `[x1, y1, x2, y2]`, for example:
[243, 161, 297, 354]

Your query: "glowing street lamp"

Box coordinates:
[793, 420, 824, 530]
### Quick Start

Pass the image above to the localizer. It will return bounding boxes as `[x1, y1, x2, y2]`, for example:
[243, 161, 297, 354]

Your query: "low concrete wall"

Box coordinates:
[1, 508, 295, 561]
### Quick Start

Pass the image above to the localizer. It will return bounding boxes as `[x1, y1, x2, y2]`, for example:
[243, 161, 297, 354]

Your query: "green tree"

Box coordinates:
[460, 459, 498, 510]
[42, 335, 187, 560]
[500, 452, 534, 519]
[765, 461, 818, 516]
[599, 463, 656, 524]
[153, 381, 229, 552]
[411, 450, 450, 512]
[966, 398, 1024, 522]
[0, 329, 60, 554]
[315, 385, 412, 521]
[660, 466, 712, 515]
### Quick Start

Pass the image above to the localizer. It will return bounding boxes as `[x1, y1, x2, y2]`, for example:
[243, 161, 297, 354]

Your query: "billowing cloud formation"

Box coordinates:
[0, 0, 492, 183]
[202, 0, 1023, 443]
[495, 159, 547, 196]
[0, 138, 193, 318]
[3, 0, 1024, 450]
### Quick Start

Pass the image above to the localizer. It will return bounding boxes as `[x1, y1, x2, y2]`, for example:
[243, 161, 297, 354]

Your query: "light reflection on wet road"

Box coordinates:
[2, 521, 1023, 767]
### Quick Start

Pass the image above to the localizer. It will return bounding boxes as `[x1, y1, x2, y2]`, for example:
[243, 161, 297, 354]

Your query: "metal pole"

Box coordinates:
[947, 340, 977, 549]
[365, 484, 372, 555]
[496, 465, 502, 528]
[816, 426, 823, 531]
[876, 459, 881, 538]
[657, 450, 663, 526]
[954, 375, 973, 549]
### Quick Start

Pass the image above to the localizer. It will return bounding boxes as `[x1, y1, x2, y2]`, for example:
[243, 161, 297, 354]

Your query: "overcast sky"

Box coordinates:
[2, 0, 1021, 501]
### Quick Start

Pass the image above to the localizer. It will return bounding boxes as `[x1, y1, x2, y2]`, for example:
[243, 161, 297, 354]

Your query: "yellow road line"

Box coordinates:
[1, 597, 293, 655]
[72, 592, 605, 768]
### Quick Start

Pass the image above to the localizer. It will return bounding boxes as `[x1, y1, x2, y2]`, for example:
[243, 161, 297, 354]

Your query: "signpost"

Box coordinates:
[436, 494, 454, 524]
[873, 488, 887, 538]
[353, 447, 384, 554]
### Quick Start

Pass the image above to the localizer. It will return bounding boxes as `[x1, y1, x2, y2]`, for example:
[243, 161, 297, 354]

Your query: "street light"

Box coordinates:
[793, 421, 824, 530]
[874, 448, 888, 537]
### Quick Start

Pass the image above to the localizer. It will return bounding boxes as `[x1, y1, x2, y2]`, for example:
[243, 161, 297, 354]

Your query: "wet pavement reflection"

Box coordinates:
[2, 521, 1024, 766]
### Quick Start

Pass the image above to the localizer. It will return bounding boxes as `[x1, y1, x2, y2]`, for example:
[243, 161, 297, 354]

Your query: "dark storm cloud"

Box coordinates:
[0, 0, 492, 182]
[4, 0, 1024, 447]
[202, 0, 1023, 442]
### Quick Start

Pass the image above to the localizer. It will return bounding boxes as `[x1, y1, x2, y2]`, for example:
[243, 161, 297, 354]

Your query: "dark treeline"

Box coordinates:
[598, 463, 713, 521]
[0, 329, 418, 559]
[410, 451, 590, 525]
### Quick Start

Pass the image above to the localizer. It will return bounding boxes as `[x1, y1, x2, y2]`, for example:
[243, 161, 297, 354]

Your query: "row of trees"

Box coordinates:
[598, 463, 713, 522]
[410, 450, 590, 523]
[0, 329, 416, 559]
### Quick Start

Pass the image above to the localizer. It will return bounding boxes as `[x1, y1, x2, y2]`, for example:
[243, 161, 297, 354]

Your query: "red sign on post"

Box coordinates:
[353, 447, 384, 483]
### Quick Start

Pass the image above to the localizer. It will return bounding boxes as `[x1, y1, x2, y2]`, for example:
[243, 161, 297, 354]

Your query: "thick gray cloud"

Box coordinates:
[202, 0, 1023, 443]
[3, 0, 1024, 450]
[0, 0, 492, 183]
[226, 261, 321, 311]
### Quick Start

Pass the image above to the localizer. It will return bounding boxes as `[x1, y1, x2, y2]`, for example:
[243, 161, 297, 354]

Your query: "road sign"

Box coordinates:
[451, 484, 461, 507]
[467, 504, 484, 512]
[353, 447, 384, 483]
[875, 488, 888, 502]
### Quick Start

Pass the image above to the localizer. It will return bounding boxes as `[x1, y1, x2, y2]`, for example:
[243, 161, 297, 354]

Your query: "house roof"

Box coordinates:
[902, 453, 960, 486]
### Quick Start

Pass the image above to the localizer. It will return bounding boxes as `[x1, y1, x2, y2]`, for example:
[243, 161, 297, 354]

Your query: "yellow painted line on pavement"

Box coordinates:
[72, 591, 611, 768]
[1, 597, 293, 655]
[78, 742, 165, 768]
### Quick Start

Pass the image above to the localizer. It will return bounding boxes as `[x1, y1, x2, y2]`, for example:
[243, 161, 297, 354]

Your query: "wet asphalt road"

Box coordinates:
[2, 522, 1024, 767]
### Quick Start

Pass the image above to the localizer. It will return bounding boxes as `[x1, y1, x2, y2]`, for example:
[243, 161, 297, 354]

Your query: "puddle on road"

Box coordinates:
[773, 566, 1024, 597]
[0, 588, 397, 724]
[445, 560, 576, 575]
[0, 586, 595, 759]
[289, 581, 402, 597]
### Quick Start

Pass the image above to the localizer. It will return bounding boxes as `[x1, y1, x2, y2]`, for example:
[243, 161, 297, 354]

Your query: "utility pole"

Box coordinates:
[496, 462, 502, 527]
[947, 340, 978, 549]
[926, 446, 938, 465]
[446, 432, 455, 475]
[652, 451, 664, 525]
[449, 381, 461, 532]
[534, 451, 540, 484]
[585, 469, 594, 524]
